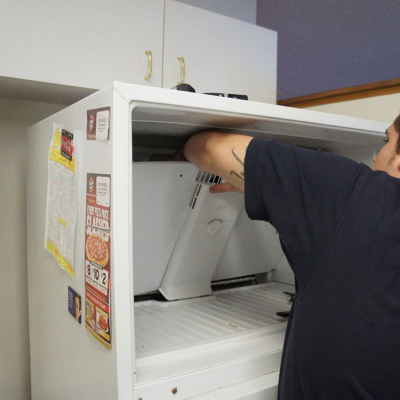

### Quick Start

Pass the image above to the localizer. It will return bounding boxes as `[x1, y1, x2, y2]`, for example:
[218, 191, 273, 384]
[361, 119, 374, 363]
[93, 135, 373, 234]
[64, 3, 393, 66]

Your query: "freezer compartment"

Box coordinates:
[134, 282, 291, 398]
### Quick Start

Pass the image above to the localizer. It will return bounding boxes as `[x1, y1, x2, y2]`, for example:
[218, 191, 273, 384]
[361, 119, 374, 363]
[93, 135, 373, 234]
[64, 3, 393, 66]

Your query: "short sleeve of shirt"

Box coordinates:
[244, 138, 364, 291]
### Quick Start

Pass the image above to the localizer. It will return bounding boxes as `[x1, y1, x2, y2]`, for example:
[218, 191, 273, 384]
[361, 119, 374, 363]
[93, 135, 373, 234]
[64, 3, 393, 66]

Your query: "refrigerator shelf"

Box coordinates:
[134, 282, 292, 357]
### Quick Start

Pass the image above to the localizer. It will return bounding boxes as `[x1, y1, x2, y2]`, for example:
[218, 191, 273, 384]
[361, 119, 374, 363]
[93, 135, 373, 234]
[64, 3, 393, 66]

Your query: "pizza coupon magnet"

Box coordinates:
[84, 173, 112, 349]
[85, 229, 110, 302]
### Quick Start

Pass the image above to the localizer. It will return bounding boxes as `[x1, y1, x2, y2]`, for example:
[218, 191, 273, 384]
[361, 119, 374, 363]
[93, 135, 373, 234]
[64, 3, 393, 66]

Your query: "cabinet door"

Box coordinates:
[0, 0, 164, 89]
[163, 0, 277, 103]
[130, 0, 164, 88]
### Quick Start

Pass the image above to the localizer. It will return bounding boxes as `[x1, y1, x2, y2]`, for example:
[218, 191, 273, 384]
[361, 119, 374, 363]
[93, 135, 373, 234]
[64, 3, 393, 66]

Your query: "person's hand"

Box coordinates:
[209, 182, 243, 194]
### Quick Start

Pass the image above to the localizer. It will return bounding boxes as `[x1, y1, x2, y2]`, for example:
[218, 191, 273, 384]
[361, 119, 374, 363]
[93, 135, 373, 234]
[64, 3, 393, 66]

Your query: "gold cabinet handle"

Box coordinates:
[144, 50, 152, 81]
[177, 56, 185, 85]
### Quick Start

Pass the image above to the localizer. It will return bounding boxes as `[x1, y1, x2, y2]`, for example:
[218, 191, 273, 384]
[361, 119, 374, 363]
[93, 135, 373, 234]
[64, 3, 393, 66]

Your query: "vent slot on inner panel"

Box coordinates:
[190, 170, 222, 210]
[195, 170, 221, 185]
[190, 184, 202, 209]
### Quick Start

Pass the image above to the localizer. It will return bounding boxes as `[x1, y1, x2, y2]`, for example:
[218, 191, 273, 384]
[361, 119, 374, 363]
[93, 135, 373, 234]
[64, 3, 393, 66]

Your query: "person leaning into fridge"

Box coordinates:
[177, 113, 400, 400]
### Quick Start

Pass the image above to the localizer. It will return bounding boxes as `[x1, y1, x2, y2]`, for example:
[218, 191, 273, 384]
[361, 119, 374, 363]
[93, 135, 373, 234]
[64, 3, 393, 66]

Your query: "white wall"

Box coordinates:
[175, 0, 257, 23]
[305, 92, 400, 124]
[0, 98, 66, 400]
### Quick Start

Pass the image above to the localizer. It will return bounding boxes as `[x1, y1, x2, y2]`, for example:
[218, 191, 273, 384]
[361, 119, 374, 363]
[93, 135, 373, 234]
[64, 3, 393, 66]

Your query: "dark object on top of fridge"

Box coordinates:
[171, 83, 196, 92]
[203, 93, 248, 100]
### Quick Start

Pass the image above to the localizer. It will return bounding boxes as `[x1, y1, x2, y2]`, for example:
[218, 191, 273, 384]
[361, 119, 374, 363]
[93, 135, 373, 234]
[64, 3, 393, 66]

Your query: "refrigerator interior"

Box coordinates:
[129, 99, 383, 392]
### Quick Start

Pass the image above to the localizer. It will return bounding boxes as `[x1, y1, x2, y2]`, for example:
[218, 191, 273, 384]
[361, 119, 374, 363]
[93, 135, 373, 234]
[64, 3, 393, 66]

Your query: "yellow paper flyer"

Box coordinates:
[44, 124, 77, 278]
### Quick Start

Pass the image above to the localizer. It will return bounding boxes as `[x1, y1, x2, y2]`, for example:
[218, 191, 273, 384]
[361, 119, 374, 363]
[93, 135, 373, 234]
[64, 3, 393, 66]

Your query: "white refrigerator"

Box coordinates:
[27, 82, 387, 400]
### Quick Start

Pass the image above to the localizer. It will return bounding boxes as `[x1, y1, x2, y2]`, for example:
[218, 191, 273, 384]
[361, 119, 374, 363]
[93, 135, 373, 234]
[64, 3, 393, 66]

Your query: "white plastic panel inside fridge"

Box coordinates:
[131, 161, 287, 297]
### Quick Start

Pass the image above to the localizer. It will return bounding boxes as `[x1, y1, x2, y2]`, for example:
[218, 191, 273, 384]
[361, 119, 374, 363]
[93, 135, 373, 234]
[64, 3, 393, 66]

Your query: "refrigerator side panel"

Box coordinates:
[27, 87, 129, 400]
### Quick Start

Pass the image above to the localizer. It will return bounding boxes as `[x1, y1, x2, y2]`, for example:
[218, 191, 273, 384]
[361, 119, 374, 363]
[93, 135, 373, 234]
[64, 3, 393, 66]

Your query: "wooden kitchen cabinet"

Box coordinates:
[0, 0, 276, 103]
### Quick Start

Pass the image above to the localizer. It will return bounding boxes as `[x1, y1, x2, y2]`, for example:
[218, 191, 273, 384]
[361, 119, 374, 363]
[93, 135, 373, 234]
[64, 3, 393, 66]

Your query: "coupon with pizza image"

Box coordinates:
[85, 229, 110, 302]
[84, 173, 112, 349]
[86, 232, 109, 268]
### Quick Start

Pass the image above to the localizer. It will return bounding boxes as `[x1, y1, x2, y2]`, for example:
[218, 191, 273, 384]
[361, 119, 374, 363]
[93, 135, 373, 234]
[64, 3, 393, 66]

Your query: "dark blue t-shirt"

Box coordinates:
[244, 138, 400, 400]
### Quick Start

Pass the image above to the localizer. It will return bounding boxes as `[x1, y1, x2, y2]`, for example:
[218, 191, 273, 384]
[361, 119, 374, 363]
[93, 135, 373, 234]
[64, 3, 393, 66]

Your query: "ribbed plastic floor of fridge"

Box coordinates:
[134, 282, 293, 357]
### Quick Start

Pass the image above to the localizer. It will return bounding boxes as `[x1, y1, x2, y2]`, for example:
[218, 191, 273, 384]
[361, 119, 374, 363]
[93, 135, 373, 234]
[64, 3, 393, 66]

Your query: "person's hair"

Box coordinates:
[395, 113, 400, 154]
